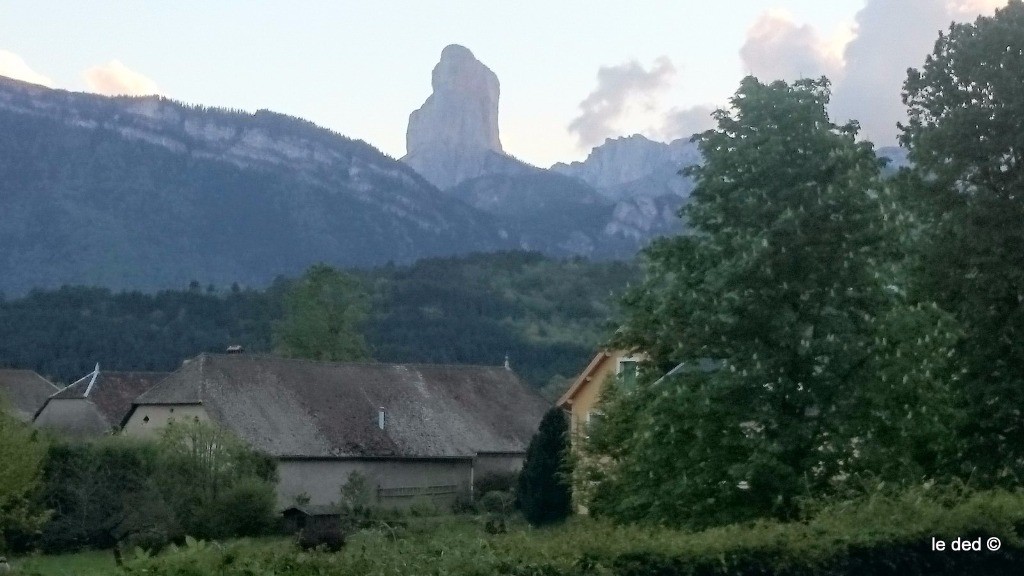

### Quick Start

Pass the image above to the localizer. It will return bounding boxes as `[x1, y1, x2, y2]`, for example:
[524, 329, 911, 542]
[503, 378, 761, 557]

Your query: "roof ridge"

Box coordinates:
[204, 353, 507, 370]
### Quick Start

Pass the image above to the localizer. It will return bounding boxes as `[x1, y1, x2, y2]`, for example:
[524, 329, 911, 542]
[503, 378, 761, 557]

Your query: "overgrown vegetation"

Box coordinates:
[0, 402, 49, 552]
[25, 421, 277, 555]
[107, 487, 1024, 575]
[590, 2, 1024, 531]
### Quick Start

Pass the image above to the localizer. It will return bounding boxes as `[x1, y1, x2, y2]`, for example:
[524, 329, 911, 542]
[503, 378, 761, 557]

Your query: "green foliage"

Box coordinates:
[474, 472, 518, 498]
[155, 421, 278, 541]
[478, 490, 515, 518]
[0, 252, 632, 389]
[120, 487, 1024, 576]
[901, 0, 1024, 485]
[9, 548, 118, 576]
[33, 424, 276, 554]
[36, 437, 163, 553]
[0, 403, 49, 552]
[339, 471, 374, 510]
[366, 251, 636, 387]
[517, 408, 572, 526]
[604, 77, 962, 528]
[0, 284, 281, 384]
[274, 264, 370, 362]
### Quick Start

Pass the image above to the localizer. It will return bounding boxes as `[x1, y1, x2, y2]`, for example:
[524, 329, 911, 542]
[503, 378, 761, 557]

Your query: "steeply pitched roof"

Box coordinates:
[557, 350, 615, 408]
[131, 354, 550, 459]
[0, 369, 59, 422]
[49, 368, 170, 427]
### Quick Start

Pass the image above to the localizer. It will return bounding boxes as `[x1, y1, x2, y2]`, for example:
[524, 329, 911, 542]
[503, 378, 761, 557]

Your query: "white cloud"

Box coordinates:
[83, 60, 159, 96]
[948, 0, 1007, 18]
[568, 56, 676, 149]
[0, 50, 54, 87]
[828, 0, 1006, 145]
[740, 9, 844, 82]
[660, 104, 716, 141]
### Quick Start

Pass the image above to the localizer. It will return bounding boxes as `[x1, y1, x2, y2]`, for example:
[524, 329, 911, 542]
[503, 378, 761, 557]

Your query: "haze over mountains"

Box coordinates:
[0, 44, 906, 294]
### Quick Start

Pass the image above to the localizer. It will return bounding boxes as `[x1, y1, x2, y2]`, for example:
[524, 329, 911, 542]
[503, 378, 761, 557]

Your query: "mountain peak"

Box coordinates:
[402, 45, 531, 189]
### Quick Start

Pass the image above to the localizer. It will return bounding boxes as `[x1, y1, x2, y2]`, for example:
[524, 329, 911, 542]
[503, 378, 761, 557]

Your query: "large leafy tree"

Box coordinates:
[599, 77, 960, 528]
[274, 264, 370, 361]
[901, 0, 1024, 483]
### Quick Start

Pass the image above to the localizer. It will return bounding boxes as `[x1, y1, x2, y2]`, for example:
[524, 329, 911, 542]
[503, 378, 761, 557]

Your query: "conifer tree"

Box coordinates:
[517, 407, 571, 526]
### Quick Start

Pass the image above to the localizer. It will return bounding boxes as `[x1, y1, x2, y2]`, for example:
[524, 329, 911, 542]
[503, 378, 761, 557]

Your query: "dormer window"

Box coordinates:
[616, 356, 641, 389]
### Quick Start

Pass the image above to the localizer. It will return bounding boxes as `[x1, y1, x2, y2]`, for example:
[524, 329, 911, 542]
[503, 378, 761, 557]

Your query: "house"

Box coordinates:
[33, 365, 170, 437]
[120, 353, 550, 508]
[0, 369, 60, 423]
[557, 349, 642, 447]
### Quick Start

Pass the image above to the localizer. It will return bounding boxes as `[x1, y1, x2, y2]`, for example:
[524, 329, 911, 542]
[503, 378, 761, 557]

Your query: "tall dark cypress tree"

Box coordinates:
[516, 407, 571, 526]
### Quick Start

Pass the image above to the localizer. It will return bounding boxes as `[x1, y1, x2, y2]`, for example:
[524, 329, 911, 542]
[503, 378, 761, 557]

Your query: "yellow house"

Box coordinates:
[557, 349, 641, 447]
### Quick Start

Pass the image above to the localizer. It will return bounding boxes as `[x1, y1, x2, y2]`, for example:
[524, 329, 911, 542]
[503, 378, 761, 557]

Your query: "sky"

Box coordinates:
[0, 1, 1008, 167]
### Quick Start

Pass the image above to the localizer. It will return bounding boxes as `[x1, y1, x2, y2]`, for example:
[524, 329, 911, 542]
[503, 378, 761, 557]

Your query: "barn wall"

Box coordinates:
[473, 453, 525, 478]
[277, 458, 473, 509]
[122, 404, 211, 436]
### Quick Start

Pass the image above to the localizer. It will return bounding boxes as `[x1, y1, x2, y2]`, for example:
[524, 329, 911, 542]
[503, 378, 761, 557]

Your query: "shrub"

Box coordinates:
[125, 487, 1024, 576]
[154, 421, 278, 541]
[517, 408, 572, 526]
[37, 438, 162, 553]
[475, 472, 517, 497]
[479, 491, 514, 515]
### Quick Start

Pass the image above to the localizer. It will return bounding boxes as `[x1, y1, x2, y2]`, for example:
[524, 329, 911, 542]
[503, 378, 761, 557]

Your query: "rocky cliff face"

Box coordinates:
[0, 76, 518, 294]
[551, 134, 702, 200]
[402, 45, 531, 189]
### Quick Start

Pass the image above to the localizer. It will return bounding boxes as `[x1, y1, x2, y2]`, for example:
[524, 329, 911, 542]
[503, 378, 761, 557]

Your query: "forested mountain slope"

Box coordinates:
[0, 77, 512, 294]
[0, 252, 637, 392]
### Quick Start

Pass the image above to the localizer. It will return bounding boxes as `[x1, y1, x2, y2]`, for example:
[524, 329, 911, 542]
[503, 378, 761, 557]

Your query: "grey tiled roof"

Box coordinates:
[51, 369, 170, 426]
[0, 369, 59, 422]
[132, 354, 550, 459]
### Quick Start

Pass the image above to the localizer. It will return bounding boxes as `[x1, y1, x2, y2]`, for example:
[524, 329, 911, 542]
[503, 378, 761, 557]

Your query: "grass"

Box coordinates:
[14, 488, 1024, 575]
[11, 549, 118, 576]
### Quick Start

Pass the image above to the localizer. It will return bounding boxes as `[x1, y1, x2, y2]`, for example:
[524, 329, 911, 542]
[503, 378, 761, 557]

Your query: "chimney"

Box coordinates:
[378, 407, 386, 430]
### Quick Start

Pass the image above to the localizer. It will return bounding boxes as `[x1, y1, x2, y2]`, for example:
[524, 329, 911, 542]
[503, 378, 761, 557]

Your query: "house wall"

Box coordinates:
[277, 458, 473, 509]
[473, 453, 525, 478]
[33, 398, 111, 437]
[122, 404, 211, 436]
[568, 351, 628, 441]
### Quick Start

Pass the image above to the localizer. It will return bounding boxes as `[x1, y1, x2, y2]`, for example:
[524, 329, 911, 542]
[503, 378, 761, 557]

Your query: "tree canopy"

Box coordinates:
[901, 0, 1024, 483]
[517, 407, 572, 526]
[596, 77, 960, 528]
[273, 264, 371, 362]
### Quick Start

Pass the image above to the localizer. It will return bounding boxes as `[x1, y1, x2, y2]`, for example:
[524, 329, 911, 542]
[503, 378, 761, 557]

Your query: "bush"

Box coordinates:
[475, 472, 517, 497]
[37, 438, 162, 553]
[517, 408, 572, 526]
[207, 477, 277, 538]
[124, 487, 1024, 576]
[479, 491, 514, 515]
[154, 421, 278, 541]
[31, 423, 278, 553]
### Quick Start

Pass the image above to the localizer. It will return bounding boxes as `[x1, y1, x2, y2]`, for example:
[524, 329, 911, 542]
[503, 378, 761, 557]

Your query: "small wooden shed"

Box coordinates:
[281, 504, 341, 534]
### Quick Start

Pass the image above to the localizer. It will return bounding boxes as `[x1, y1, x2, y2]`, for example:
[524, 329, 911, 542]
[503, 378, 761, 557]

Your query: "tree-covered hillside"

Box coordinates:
[0, 252, 636, 393]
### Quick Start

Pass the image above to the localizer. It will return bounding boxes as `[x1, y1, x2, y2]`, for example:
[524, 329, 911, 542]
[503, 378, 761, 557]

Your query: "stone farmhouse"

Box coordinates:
[33, 366, 171, 437]
[120, 353, 549, 507]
